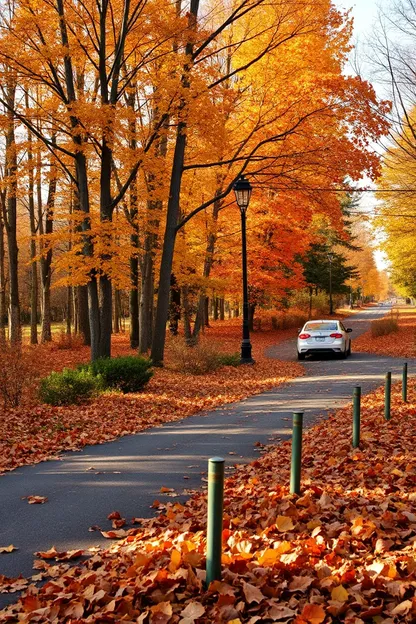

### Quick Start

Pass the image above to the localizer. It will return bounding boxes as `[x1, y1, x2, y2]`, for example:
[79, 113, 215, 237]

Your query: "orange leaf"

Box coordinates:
[301, 603, 325, 624]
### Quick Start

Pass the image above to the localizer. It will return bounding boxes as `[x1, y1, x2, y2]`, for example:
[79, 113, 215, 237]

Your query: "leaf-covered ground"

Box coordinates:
[354, 307, 416, 359]
[1, 379, 416, 622]
[0, 323, 302, 475]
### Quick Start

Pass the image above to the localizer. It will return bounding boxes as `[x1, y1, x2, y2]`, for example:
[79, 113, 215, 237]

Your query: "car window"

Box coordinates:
[340, 323, 346, 332]
[304, 322, 338, 331]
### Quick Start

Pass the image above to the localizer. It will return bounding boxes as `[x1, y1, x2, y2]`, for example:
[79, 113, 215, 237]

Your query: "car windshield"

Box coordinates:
[304, 322, 338, 331]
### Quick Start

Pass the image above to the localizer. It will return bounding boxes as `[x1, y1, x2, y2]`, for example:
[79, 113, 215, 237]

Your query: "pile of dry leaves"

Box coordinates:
[1, 379, 416, 622]
[0, 324, 302, 474]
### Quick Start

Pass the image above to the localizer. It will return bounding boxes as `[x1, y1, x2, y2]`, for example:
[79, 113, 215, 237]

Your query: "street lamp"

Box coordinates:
[327, 253, 334, 316]
[233, 175, 254, 364]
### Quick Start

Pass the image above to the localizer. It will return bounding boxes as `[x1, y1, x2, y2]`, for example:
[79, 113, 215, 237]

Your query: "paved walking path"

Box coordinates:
[0, 305, 412, 607]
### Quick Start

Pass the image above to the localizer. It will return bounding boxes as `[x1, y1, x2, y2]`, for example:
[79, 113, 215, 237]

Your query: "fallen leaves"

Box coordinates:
[3, 367, 416, 621]
[354, 306, 416, 358]
[34, 547, 84, 561]
[0, 545, 17, 554]
[0, 327, 302, 475]
[22, 495, 48, 504]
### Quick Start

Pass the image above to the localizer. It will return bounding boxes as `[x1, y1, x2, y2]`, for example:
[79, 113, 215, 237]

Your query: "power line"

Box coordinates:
[271, 188, 416, 193]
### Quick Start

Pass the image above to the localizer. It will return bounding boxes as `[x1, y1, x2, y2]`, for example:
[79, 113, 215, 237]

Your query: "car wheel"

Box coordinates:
[347, 341, 352, 356]
[297, 351, 305, 361]
[340, 346, 347, 359]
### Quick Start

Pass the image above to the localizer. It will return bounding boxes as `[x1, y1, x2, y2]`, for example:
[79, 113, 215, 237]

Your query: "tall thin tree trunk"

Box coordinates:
[130, 253, 140, 348]
[139, 120, 168, 354]
[151, 0, 199, 365]
[169, 274, 181, 335]
[26, 100, 38, 345]
[193, 189, 222, 338]
[113, 288, 120, 333]
[78, 285, 90, 345]
[0, 209, 6, 341]
[73, 286, 79, 334]
[5, 75, 21, 344]
[182, 285, 192, 344]
[39, 144, 57, 343]
[66, 286, 72, 335]
[214, 297, 219, 321]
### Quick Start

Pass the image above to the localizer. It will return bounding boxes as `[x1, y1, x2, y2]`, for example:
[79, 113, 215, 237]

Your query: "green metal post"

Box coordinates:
[290, 412, 303, 495]
[206, 457, 224, 586]
[353, 386, 361, 448]
[385, 372, 391, 421]
[403, 362, 408, 403]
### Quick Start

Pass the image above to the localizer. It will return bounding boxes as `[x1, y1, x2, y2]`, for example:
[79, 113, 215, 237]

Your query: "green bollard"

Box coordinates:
[290, 412, 303, 495]
[206, 457, 224, 586]
[353, 386, 361, 448]
[403, 363, 408, 403]
[385, 372, 391, 421]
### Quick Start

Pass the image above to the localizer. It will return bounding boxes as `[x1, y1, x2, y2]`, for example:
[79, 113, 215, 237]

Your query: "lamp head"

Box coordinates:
[233, 175, 252, 212]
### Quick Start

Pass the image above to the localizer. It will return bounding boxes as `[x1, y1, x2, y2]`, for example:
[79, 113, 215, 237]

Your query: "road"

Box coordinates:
[0, 305, 411, 607]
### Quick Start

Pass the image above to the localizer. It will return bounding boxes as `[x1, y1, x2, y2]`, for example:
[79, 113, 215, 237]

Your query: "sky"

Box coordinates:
[334, 0, 379, 41]
[335, 0, 389, 270]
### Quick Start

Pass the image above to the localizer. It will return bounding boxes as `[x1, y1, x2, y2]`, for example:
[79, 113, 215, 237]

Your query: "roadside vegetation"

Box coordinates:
[355, 307, 416, 358]
[0, 322, 303, 475]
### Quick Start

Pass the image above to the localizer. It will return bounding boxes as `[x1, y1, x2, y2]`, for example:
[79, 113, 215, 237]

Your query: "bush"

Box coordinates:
[168, 337, 240, 374]
[371, 312, 399, 337]
[216, 352, 241, 367]
[86, 356, 153, 393]
[39, 368, 102, 405]
[52, 331, 85, 350]
[0, 343, 35, 407]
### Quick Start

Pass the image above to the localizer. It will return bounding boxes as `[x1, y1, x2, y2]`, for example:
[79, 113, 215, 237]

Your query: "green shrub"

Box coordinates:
[216, 352, 241, 367]
[86, 356, 153, 393]
[39, 368, 102, 405]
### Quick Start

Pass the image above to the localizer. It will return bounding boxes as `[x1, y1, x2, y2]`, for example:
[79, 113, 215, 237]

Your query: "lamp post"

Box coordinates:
[327, 253, 334, 316]
[233, 175, 254, 364]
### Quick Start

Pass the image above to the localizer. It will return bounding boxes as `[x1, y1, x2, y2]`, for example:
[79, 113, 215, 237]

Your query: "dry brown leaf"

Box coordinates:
[0, 545, 17, 554]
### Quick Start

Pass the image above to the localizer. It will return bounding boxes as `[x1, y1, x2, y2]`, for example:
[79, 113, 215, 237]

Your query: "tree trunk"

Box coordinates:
[151, 0, 200, 365]
[66, 286, 72, 335]
[214, 297, 219, 321]
[220, 298, 225, 320]
[204, 296, 210, 327]
[27, 104, 38, 345]
[78, 285, 90, 345]
[139, 250, 154, 352]
[169, 274, 181, 335]
[0, 208, 6, 341]
[182, 285, 192, 344]
[113, 288, 121, 333]
[39, 148, 56, 343]
[5, 76, 21, 344]
[73, 286, 79, 334]
[130, 254, 140, 348]
[139, 124, 168, 354]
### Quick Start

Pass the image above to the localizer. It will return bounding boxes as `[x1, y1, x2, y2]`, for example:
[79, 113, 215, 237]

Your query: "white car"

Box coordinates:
[297, 319, 352, 360]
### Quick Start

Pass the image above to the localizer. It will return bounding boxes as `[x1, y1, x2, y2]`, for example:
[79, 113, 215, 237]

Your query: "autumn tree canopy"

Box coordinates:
[0, 0, 390, 361]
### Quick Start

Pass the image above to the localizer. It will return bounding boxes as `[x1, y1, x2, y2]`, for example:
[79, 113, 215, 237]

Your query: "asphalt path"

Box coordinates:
[0, 304, 412, 607]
